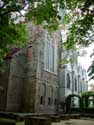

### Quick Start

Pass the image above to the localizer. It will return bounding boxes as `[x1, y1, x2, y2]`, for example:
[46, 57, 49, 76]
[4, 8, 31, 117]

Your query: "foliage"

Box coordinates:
[88, 60, 94, 80]
[64, 1, 94, 80]
[88, 52, 94, 80]
[26, 0, 59, 31]
[63, 0, 94, 79]
[66, 94, 80, 113]
[81, 91, 94, 96]
[80, 91, 94, 112]
[0, 0, 28, 69]
[66, 93, 94, 113]
[0, 0, 64, 69]
[0, 0, 94, 71]
[63, 0, 94, 49]
[0, 23, 27, 68]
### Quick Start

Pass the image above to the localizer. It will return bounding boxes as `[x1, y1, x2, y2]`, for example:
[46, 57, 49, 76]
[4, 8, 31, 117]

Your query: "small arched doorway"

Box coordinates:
[66, 94, 80, 113]
[81, 92, 94, 113]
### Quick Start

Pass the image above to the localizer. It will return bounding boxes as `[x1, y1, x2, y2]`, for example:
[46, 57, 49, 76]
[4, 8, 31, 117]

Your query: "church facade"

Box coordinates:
[4, 23, 61, 113]
[0, 23, 88, 113]
[59, 49, 88, 105]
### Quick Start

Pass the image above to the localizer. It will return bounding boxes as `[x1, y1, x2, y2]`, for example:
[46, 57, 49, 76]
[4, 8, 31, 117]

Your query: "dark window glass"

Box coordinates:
[67, 73, 70, 89]
[75, 78, 77, 91]
[40, 96, 44, 105]
[54, 98, 57, 105]
[48, 97, 52, 105]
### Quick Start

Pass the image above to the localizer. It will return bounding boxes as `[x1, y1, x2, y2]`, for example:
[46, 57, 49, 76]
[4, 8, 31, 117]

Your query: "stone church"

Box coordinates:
[59, 49, 88, 105]
[0, 22, 88, 114]
[0, 23, 61, 114]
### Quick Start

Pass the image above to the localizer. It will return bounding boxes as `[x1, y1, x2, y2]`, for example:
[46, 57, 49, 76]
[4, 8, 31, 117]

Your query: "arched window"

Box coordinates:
[48, 97, 51, 105]
[40, 96, 44, 105]
[88, 96, 94, 108]
[67, 73, 70, 89]
[80, 81, 82, 92]
[48, 86, 53, 105]
[54, 87, 58, 105]
[54, 98, 57, 105]
[75, 78, 77, 91]
[39, 83, 46, 105]
[44, 33, 57, 73]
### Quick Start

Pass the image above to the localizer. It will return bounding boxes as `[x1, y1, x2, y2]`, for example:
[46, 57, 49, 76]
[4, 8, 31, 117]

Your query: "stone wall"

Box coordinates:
[6, 23, 61, 113]
[0, 61, 10, 111]
[6, 49, 27, 112]
[34, 29, 61, 114]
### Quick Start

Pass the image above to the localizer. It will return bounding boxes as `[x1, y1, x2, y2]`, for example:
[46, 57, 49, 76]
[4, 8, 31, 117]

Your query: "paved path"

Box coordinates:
[52, 119, 94, 125]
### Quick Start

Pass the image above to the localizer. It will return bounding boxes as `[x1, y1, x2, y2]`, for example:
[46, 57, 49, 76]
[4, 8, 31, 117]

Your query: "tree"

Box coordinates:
[0, 0, 28, 68]
[88, 50, 94, 80]
[63, 0, 94, 48]
[0, 0, 94, 72]
[88, 61, 94, 80]
[0, 0, 63, 69]
[62, 0, 94, 80]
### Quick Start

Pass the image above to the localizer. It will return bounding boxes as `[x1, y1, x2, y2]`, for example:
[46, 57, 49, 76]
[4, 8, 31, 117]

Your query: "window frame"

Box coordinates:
[44, 33, 57, 74]
[67, 73, 71, 89]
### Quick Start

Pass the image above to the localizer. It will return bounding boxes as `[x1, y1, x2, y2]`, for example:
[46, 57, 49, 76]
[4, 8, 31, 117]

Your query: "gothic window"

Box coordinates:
[39, 83, 46, 105]
[48, 97, 51, 105]
[40, 96, 44, 105]
[48, 86, 53, 105]
[80, 81, 82, 92]
[75, 78, 77, 91]
[44, 33, 57, 73]
[67, 73, 70, 89]
[54, 98, 57, 105]
[53, 87, 58, 105]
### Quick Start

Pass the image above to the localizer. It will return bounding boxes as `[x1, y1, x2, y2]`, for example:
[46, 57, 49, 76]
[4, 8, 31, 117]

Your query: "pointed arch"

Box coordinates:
[39, 83, 46, 105]
[67, 73, 70, 89]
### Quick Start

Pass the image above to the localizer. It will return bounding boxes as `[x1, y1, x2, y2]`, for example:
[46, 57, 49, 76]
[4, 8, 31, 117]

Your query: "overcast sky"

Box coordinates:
[78, 44, 94, 84]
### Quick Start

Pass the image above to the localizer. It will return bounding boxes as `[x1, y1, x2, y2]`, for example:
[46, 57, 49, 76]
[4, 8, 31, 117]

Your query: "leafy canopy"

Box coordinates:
[0, 0, 94, 73]
[63, 0, 94, 49]
[88, 51, 94, 80]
